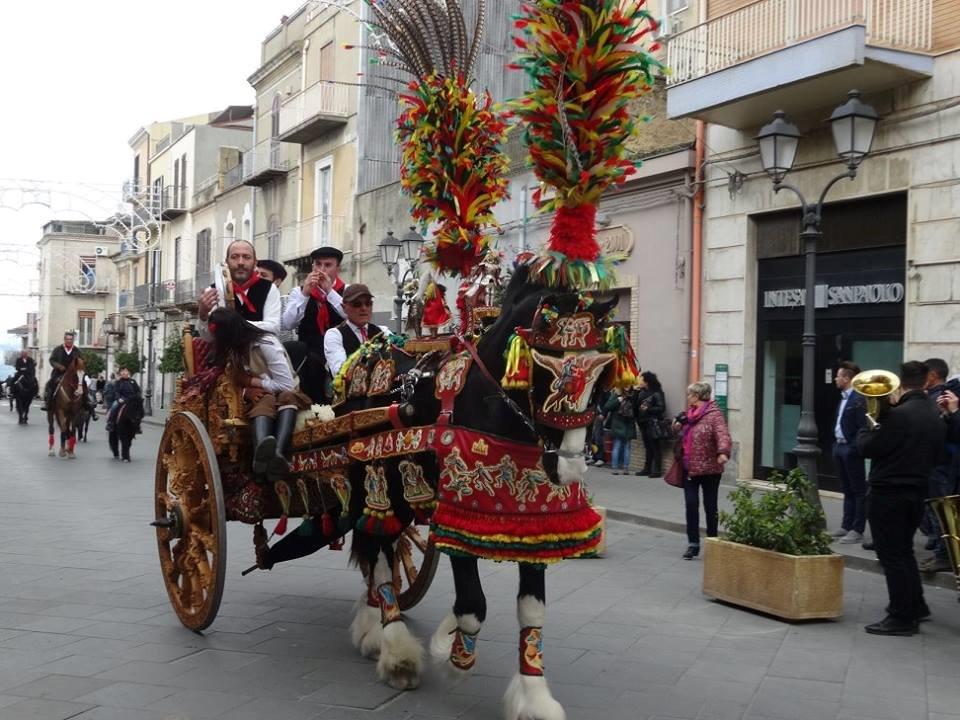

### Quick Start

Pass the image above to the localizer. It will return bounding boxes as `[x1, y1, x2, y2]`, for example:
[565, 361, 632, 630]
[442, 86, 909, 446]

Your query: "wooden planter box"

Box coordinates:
[702, 538, 844, 620]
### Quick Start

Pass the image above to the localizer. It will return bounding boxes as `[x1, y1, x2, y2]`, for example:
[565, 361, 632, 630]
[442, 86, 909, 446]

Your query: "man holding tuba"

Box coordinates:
[856, 361, 946, 636]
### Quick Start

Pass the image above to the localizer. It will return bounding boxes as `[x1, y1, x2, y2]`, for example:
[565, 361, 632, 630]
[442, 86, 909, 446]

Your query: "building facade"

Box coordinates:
[666, 0, 960, 486]
[35, 221, 121, 384]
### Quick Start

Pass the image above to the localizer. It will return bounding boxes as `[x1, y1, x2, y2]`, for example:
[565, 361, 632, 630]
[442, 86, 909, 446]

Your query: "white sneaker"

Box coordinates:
[830, 528, 849, 538]
[838, 530, 863, 544]
[594, 460, 605, 467]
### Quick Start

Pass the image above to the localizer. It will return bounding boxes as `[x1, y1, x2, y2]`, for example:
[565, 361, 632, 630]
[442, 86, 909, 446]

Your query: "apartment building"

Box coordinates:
[116, 106, 254, 409]
[666, 0, 960, 487]
[35, 220, 121, 384]
[247, 1, 360, 298]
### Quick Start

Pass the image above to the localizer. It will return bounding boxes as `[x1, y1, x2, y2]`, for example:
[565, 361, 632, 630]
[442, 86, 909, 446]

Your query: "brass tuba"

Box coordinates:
[851, 369, 900, 428]
[927, 495, 960, 598]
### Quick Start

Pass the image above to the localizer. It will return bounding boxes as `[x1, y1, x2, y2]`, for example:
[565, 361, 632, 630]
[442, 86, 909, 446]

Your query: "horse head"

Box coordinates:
[464, 263, 618, 485]
[123, 396, 145, 428]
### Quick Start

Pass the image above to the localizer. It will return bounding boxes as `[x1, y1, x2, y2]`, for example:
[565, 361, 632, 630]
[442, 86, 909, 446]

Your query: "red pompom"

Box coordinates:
[321, 512, 335, 537]
[548, 205, 599, 261]
[274, 515, 288, 536]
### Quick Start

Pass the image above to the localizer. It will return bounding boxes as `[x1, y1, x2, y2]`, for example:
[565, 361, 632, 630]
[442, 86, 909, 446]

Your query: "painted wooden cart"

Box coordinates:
[152, 329, 444, 632]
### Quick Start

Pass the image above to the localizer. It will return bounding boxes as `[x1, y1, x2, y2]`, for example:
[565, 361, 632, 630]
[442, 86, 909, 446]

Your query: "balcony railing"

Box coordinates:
[161, 185, 188, 218]
[174, 277, 197, 306]
[133, 283, 153, 309]
[278, 82, 352, 143]
[242, 139, 289, 186]
[223, 164, 244, 192]
[118, 291, 131, 310]
[666, 0, 933, 86]
[278, 214, 347, 263]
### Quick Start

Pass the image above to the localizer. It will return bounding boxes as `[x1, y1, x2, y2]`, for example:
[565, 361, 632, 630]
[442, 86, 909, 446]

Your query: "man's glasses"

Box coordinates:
[349, 299, 373, 308]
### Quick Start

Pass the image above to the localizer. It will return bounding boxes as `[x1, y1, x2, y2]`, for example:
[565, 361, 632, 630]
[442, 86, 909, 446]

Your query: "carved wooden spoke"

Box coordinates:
[154, 412, 227, 632]
[394, 524, 439, 611]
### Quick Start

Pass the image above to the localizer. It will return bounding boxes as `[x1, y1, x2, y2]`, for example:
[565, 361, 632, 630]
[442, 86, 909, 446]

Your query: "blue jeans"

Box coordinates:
[611, 437, 631, 470]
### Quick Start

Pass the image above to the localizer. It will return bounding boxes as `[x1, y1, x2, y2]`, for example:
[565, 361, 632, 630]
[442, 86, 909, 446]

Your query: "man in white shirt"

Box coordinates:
[197, 240, 281, 335]
[324, 284, 390, 376]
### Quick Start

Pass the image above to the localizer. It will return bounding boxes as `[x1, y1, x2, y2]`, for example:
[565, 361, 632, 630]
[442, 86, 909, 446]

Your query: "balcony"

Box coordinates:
[242, 139, 289, 186]
[161, 185, 188, 220]
[156, 277, 198, 308]
[132, 283, 153, 310]
[223, 164, 244, 193]
[278, 214, 348, 267]
[666, 0, 934, 129]
[277, 82, 352, 144]
[64, 276, 112, 295]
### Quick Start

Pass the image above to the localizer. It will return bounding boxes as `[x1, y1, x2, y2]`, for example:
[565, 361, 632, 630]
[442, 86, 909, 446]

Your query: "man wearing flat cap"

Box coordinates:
[324, 284, 390, 376]
[282, 246, 347, 350]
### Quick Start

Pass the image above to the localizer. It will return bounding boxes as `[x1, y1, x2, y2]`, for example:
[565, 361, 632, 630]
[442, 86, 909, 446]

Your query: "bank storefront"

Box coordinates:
[752, 195, 906, 491]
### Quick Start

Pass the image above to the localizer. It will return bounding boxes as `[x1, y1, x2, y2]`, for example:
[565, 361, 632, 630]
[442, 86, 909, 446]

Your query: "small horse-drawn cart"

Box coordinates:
[153, 329, 444, 632]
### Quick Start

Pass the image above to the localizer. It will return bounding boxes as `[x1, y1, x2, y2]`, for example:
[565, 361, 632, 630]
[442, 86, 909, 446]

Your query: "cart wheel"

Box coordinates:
[154, 411, 227, 632]
[393, 524, 439, 611]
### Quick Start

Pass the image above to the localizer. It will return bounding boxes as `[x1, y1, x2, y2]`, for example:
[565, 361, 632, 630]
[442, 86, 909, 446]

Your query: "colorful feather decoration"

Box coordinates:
[510, 0, 663, 289]
[361, 0, 511, 278]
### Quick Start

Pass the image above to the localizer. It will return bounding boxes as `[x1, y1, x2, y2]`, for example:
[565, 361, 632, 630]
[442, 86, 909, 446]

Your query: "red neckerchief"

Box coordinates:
[234, 271, 262, 313]
[310, 276, 346, 334]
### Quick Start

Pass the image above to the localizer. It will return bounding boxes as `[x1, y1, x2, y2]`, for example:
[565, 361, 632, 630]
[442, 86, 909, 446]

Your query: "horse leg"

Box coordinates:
[108, 431, 119, 459]
[504, 564, 564, 720]
[349, 533, 384, 661]
[48, 416, 55, 456]
[122, 431, 131, 462]
[430, 555, 485, 675]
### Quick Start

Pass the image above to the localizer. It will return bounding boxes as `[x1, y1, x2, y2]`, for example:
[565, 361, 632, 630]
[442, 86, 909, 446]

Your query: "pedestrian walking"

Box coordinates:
[634, 370, 666, 477]
[604, 386, 638, 475]
[674, 381, 732, 560]
[831, 361, 868, 544]
[857, 361, 946, 636]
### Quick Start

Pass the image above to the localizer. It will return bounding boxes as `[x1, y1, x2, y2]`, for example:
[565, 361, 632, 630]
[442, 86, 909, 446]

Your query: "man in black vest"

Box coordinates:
[197, 240, 281, 334]
[857, 361, 947, 636]
[282, 246, 347, 402]
[323, 284, 389, 376]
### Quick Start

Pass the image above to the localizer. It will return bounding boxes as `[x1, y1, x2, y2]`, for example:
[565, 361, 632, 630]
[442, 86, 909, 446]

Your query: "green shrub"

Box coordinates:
[81, 350, 105, 377]
[719, 468, 832, 556]
[158, 333, 185, 374]
[114, 346, 141, 374]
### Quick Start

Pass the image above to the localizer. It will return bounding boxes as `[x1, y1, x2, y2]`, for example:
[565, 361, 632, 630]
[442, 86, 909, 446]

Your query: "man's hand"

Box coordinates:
[938, 389, 958, 414]
[303, 271, 320, 295]
[316, 269, 333, 293]
[244, 388, 265, 402]
[198, 287, 218, 321]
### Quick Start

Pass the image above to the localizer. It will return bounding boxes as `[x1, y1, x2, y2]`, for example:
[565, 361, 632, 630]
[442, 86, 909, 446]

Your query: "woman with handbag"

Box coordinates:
[673, 381, 732, 560]
[604, 386, 638, 475]
[634, 371, 666, 477]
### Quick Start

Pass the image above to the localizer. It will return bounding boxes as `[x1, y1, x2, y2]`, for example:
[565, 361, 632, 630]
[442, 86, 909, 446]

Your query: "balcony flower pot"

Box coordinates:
[705, 468, 843, 621]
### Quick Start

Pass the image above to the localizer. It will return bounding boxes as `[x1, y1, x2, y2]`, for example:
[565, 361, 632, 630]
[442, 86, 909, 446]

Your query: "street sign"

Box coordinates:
[163, 280, 176, 291]
[715, 363, 729, 418]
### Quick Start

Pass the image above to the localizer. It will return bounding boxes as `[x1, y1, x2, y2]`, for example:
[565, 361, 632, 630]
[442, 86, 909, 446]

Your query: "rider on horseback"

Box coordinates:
[14, 349, 36, 382]
[40, 332, 94, 414]
[104, 367, 142, 432]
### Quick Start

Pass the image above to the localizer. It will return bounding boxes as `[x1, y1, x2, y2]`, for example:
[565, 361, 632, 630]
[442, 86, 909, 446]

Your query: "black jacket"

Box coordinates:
[634, 388, 665, 426]
[856, 390, 946, 490]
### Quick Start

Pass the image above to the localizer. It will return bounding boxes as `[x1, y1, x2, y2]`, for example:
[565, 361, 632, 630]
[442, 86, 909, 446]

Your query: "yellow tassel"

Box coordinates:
[501, 333, 531, 390]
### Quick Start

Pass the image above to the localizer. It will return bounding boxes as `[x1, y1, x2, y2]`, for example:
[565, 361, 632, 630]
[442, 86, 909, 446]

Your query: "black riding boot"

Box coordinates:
[40, 381, 53, 412]
[251, 415, 277, 477]
[268, 408, 297, 482]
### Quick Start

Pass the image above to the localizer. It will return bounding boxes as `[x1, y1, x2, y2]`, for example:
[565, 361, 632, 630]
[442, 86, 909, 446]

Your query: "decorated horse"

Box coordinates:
[109, 395, 143, 462]
[10, 371, 38, 425]
[47, 359, 86, 457]
[76, 384, 98, 441]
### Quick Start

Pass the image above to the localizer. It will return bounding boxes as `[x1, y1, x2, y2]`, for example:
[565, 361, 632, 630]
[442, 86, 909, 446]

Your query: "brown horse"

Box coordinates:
[47, 359, 85, 458]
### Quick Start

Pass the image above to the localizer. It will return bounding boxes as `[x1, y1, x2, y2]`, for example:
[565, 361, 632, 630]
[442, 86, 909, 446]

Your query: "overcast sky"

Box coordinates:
[0, 1, 290, 342]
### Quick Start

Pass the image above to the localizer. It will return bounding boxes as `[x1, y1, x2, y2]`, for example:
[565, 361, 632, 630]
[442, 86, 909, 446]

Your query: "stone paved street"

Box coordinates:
[0, 406, 959, 720]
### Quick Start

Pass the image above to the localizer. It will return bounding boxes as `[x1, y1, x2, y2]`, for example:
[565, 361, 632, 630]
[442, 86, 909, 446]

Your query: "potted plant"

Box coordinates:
[703, 468, 843, 620]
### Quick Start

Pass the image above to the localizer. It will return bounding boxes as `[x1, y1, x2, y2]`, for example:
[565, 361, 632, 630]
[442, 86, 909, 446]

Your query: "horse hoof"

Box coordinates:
[67, 452, 76, 459]
[123, 459, 131, 463]
[504, 673, 566, 720]
[58, 449, 67, 458]
[377, 622, 423, 690]
[350, 603, 382, 660]
[48, 450, 55, 457]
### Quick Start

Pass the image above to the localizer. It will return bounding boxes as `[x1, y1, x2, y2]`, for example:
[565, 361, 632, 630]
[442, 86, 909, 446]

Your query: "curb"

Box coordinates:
[605, 508, 957, 592]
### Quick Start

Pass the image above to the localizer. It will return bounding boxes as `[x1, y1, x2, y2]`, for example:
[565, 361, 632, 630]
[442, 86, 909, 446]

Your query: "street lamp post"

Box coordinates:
[143, 306, 160, 416]
[101, 316, 114, 380]
[378, 227, 425, 334]
[756, 90, 879, 498]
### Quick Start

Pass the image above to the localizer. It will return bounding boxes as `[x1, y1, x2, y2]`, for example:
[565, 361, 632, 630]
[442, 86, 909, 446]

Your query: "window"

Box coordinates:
[174, 237, 181, 285]
[79, 255, 97, 291]
[196, 229, 211, 280]
[319, 43, 335, 110]
[267, 215, 280, 260]
[78, 312, 95, 347]
[271, 94, 282, 139]
[180, 153, 188, 206]
[666, 0, 688, 14]
[314, 157, 333, 245]
[173, 158, 180, 204]
[133, 154, 140, 188]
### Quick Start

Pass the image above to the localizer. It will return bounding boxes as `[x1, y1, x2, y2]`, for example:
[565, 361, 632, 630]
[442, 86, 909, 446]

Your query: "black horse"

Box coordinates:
[108, 397, 143, 462]
[10, 373, 38, 425]
[76, 386, 98, 441]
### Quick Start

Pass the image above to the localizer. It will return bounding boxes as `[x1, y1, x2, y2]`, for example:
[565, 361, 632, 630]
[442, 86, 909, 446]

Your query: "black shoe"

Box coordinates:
[884, 603, 931, 622]
[649, 472, 662, 478]
[865, 616, 918, 636]
[682, 545, 700, 560]
[862, 541, 875, 551]
[637, 468, 650, 477]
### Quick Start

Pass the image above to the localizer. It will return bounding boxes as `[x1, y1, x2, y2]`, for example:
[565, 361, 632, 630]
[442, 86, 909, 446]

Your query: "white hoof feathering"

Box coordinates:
[377, 619, 424, 690]
[429, 612, 459, 664]
[556, 429, 587, 485]
[350, 602, 382, 660]
[504, 673, 566, 720]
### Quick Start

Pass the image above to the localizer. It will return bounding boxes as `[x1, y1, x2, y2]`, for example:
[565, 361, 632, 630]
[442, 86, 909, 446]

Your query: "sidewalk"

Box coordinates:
[585, 464, 957, 590]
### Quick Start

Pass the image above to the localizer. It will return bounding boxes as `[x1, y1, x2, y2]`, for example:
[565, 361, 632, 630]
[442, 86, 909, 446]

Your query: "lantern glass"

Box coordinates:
[400, 227, 424, 263]
[830, 93, 878, 169]
[756, 111, 800, 182]
[378, 231, 401, 267]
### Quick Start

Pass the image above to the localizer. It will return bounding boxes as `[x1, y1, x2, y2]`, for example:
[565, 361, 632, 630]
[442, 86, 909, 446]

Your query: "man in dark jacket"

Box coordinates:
[920, 358, 956, 572]
[857, 361, 947, 636]
[41, 331, 81, 411]
[105, 367, 142, 432]
[831, 361, 868, 544]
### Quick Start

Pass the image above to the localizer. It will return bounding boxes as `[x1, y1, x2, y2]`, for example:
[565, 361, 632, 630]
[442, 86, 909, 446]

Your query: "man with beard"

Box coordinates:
[197, 240, 281, 334]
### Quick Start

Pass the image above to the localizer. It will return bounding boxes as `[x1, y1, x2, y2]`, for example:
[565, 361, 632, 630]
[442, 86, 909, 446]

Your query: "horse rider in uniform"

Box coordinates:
[282, 246, 348, 402]
[41, 331, 92, 413]
[104, 366, 142, 432]
[197, 239, 282, 334]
